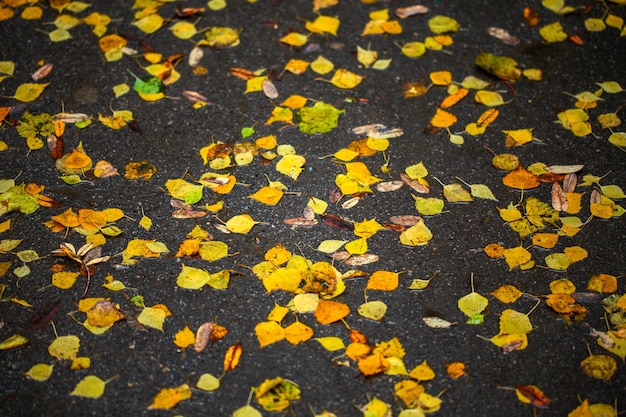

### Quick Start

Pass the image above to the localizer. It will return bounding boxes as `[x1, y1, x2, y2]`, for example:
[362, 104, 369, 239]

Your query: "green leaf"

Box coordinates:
[297, 102, 344, 134]
[128, 70, 164, 94]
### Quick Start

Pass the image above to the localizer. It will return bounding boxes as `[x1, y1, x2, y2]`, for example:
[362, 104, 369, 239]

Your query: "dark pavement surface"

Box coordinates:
[1, 0, 625, 416]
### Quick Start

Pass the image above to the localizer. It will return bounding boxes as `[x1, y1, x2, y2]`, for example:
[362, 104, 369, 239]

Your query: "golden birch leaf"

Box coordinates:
[70, 375, 106, 398]
[13, 83, 49, 102]
[345, 237, 368, 255]
[540, 21, 568, 42]
[232, 405, 263, 417]
[249, 186, 283, 205]
[399, 221, 433, 246]
[409, 360, 436, 381]
[24, 363, 55, 381]
[580, 354, 617, 380]
[305, 15, 340, 35]
[532, 233, 559, 248]
[132, 13, 163, 34]
[309, 55, 334, 74]
[255, 321, 285, 348]
[490, 285, 522, 303]
[329, 68, 364, 89]
[317, 240, 347, 253]
[458, 291, 488, 317]
[468, 183, 498, 201]
[315, 336, 345, 351]
[443, 183, 473, 202]
[173, 325, 195, 349]
[48, 335, 80, 360]
[284, 321, 314, 345]
[196, 373, 220, 391]
[430, 108, 457, 128]
[357, 300, 387, 321]
[503, 246, 532, 270]
[225, 214, 259, 234]
[366, 270, 399, 291]
[148, 384, 191, 409]
[499, 309, 532, 334]
[280, 32, 308, 47]
[137, 307, 167, 331]
[314, 300, 350, 324]
[545, 253, 570, 270]
[276, 154, 306, 180]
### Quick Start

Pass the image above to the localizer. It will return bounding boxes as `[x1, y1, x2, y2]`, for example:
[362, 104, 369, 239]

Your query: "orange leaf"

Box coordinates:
[445, 362, 467, 378]
[78, 209, 107, 231]
[366, 270, 400, 291]
[223, 342, 243, 373]
[51, 208, 80, 228]
[358, 353, 390, 376]
[64, 149, 92, 170]
[430, 108, 457, 128]
[314, 300, 350, 324]
[439, 87, 469, 109]
[502, 166, 541, 189]
[284, 321, 314, 345]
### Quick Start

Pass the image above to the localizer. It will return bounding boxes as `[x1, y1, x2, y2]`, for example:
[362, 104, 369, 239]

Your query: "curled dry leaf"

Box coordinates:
[376, 181, 403, 192]
[182, 90, 208, 103]
[262, 79, 278, 99]
[342, 253, 379, 266]
[188, 46, 203, 67]
[53, 112, 90, 123]
[390, 215, 423, 226]
[341, 196, 361, 209]
[551, 182, 568, 212]
[487, 27, 520, 46]
[400, 173, 429, 193]
[395, 5, 429, 19]
[194, 322, 213, 353]
[31, 63, 54, 81]
[322, 214, 354, 231]
[563, 173, 577, 193]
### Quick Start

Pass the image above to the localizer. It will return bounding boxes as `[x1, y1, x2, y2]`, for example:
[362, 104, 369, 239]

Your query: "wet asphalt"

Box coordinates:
[1, 0, 625, 416]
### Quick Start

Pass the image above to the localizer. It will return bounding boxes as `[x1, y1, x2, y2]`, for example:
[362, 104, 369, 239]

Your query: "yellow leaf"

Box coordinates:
[132, 13, 163, 34]
[148, 384, 192, 409]
[345, 237, 368, 255]
[173, 325, 195, 349]
[169, 21, 197, 39]
[48, 335, 80, 360]
[540, 21, 568, 42]
[196, 373, 220, 391]
[475, 90, 505, 106]
[276, 154, 306, 180]
[249, 186, 283, 205]
[314, 336, 345, 351]
[263, 267, 301, 293]
[70, 375, 106, 398]
[580, 354, 617, 380]
[399, 221, 433, 246]
[458, 291, 488, 317]
[280, 32, 308, 47]
[429, 70, 452, 86]
[307, 196, 328, 215]
[357, 46, 378, 67]
[176, 265, 210, 289]
[503, 246, 532, 270]
[499, 309, 532, 334]
[354, 218, 383, 238]
[545, 252, 570, 270]
[491, 285, 523, 303]
[329, 68, 364, 89]
[225, 214, 258, 234]
[401, 41, 426, 58]
[428, 15, 459, 34]
[24, 363, 54, 381]
[13, 83, 49, 102]
[305, 15, 340, 35]
[283, 59, 309, 74]
[532, 233, 559, 248]
[137, 306, 167, 331]
[255, 320, 285, 348]
[262, 244, 291, 267]
[52, 271, 79, 289]
[564, 245, 588, 263]
[409, 360, 436, 381]
[357, 300, 387, 321]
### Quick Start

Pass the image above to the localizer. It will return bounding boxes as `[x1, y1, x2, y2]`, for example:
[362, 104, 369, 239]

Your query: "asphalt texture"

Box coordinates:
[1, 0, 626, 416]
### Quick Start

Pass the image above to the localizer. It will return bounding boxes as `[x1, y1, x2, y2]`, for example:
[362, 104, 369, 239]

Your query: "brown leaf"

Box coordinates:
[342, 253, 379, 266]
[515, 385, 551, 408]
[31, 63, 53, 81]
[322, 214, 354, 231]
[390, 215, 424, 226]
[563, 173, 577, 193]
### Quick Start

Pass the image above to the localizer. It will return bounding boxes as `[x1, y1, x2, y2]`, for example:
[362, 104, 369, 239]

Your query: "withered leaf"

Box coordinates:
[400, 173, 429, 194]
